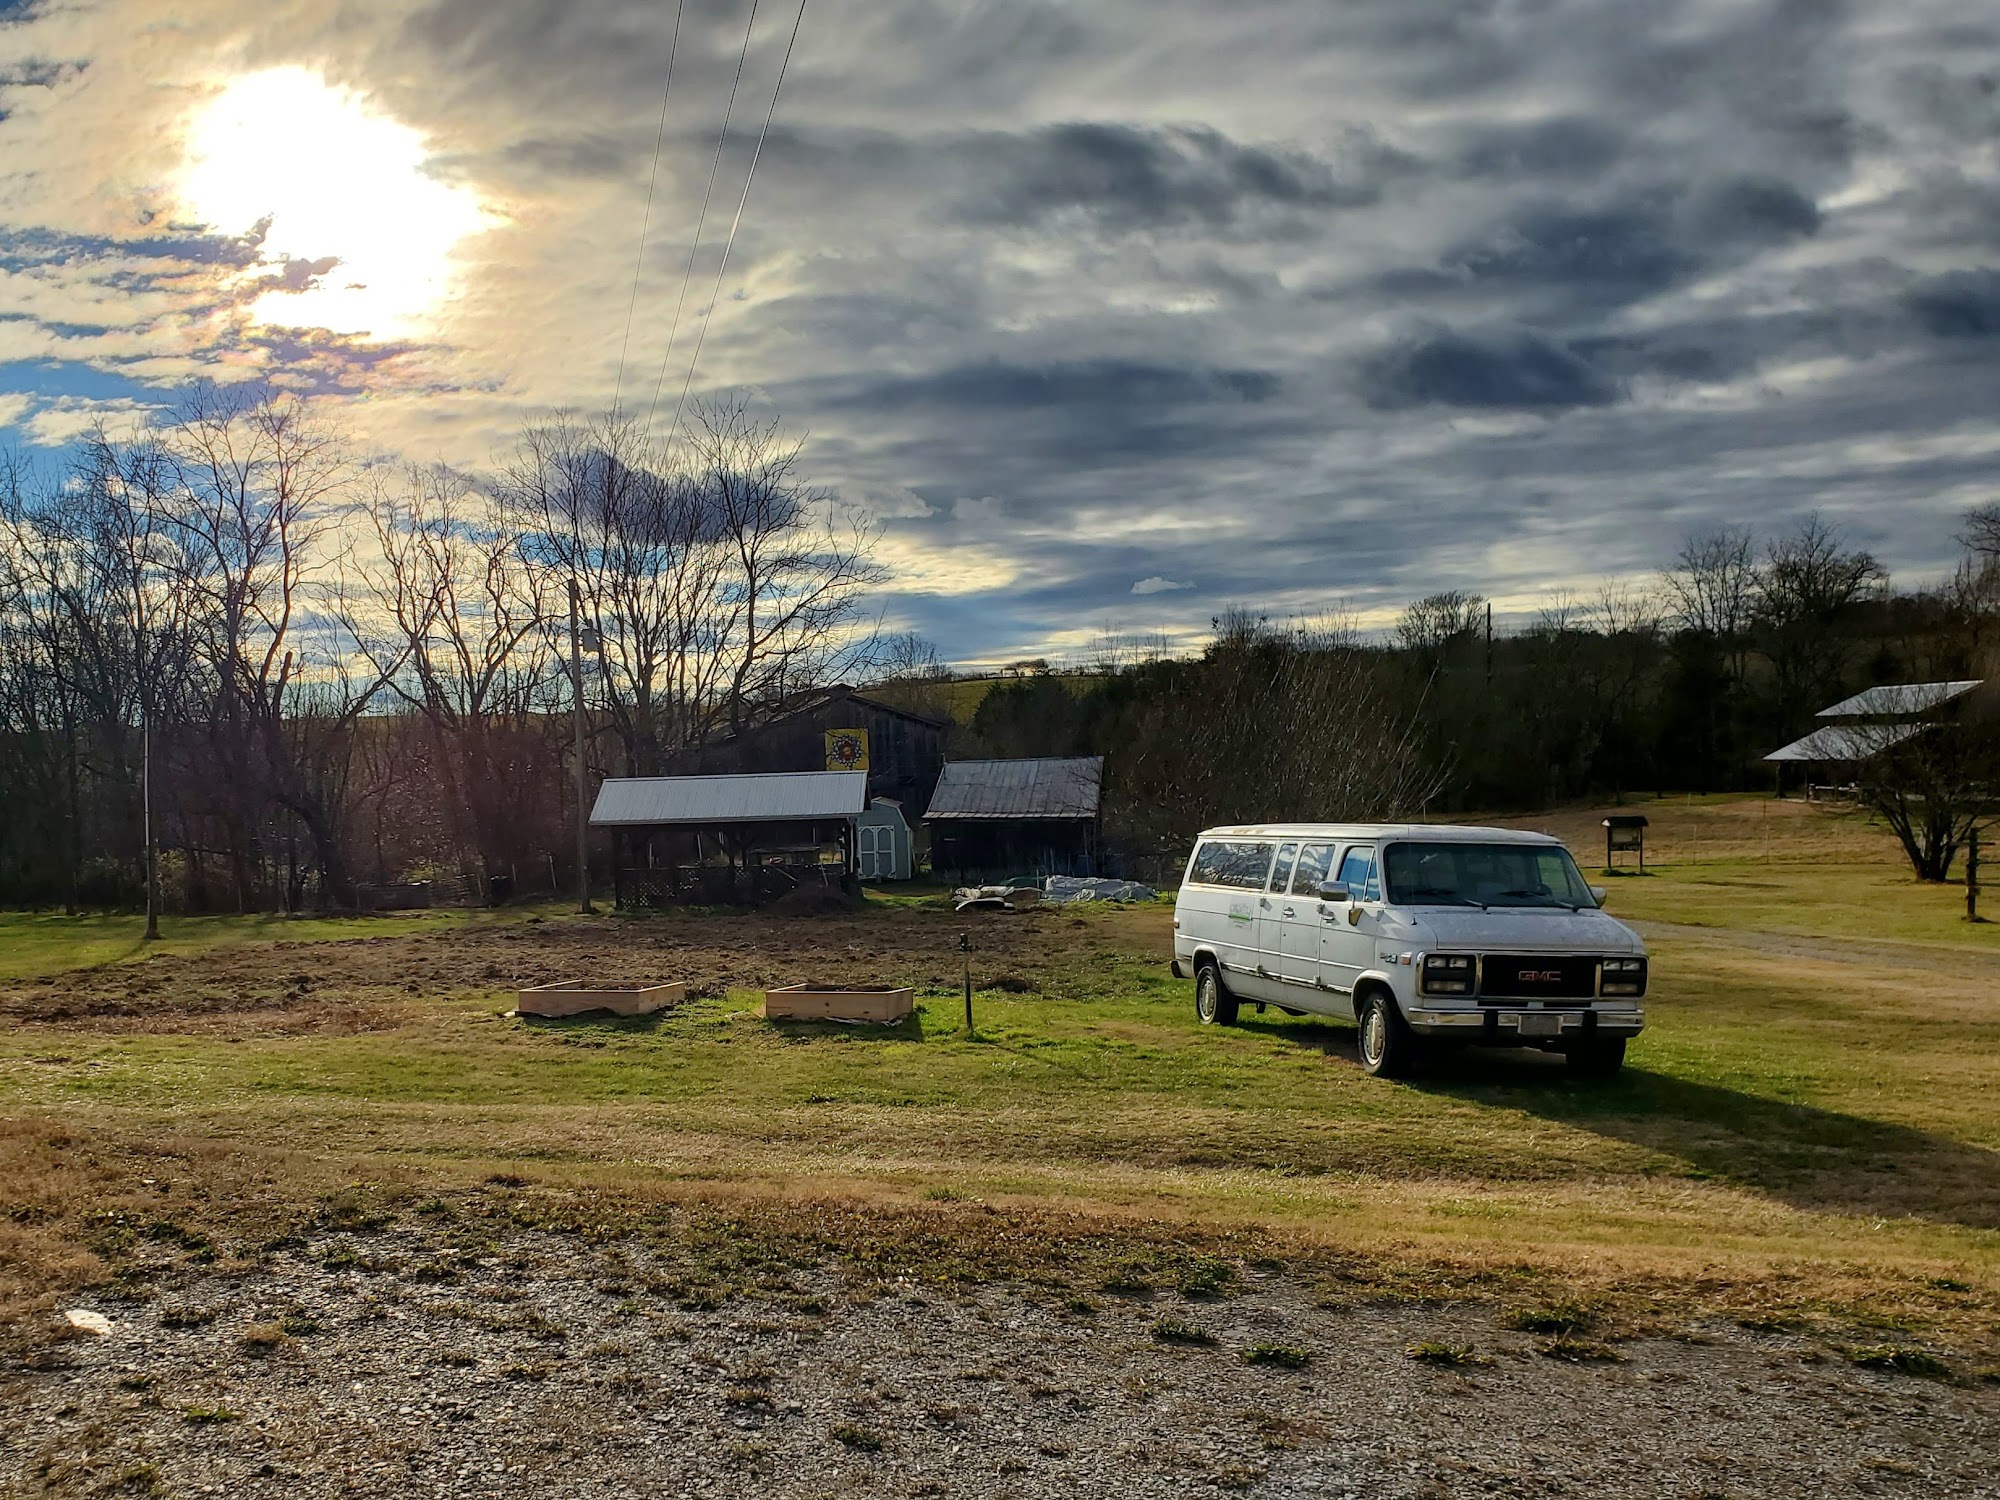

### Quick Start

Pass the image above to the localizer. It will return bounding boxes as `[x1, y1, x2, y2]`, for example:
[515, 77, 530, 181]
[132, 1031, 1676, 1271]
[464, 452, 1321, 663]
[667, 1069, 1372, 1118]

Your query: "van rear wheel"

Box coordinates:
[1356, 991, 1417, 1078]
[1194, 960, 1238, 1026]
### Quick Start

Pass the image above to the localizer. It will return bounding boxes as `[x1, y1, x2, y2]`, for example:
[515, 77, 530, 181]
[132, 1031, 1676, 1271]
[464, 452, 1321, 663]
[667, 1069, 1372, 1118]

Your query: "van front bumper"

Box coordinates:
[1404, 1005, 1645, 1041]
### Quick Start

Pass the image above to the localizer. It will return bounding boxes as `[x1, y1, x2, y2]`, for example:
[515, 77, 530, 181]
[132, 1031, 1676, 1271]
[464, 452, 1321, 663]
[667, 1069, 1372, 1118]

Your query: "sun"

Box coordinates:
[181, 67, 489, 338]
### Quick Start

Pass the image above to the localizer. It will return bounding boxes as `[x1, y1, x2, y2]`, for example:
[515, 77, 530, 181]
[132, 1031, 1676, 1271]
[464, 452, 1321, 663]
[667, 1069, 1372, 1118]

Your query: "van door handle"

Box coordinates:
[1280, 906, 1295, 917]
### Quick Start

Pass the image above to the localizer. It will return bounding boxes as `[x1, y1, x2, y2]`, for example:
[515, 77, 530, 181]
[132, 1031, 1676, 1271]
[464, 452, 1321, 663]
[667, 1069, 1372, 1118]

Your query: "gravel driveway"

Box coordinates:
[7, 1226, 1996, 1499]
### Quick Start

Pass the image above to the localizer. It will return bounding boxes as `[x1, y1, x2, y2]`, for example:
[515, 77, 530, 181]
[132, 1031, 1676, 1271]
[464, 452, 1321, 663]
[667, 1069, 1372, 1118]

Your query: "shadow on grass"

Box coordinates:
[758, 1012, 930, 1044]
[1239, 1013, 2000, 1232]
[513, 1008, 932, 1043]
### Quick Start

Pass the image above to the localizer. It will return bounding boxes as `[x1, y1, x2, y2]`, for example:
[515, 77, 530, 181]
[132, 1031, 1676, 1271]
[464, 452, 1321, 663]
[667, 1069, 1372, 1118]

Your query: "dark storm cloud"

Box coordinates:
[1454, 117, 1623, 179]
[1360, 327, 1621, 411]
[955, 122, 1405, 233]
[1908, 270, 2000, 338]
[1441, 200, 1691, 306]
[829, 358, 1279, 413]
[798, 356, 1299, 482]
[1678, 175, 1822, 246]
[1393, 177, 1820, 319]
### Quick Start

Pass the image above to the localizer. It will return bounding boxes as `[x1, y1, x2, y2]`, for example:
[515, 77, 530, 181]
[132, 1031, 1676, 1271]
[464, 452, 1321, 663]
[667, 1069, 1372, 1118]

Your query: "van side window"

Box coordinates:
[1269, 843, 1298, 893]
[1190, 840, 1275, 890]
[1291, 842, 1336, 895]
[1336, 845, 1379, 902]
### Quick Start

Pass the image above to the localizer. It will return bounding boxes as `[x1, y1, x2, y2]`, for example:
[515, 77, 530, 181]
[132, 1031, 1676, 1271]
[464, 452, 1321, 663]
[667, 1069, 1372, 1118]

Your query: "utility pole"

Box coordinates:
[569, 580, 595, 915]
[142, 687, 159, 941]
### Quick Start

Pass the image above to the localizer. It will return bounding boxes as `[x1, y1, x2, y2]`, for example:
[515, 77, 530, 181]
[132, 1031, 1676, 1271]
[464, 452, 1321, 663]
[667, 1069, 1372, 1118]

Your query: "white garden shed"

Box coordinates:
[855, 798, 913, 881]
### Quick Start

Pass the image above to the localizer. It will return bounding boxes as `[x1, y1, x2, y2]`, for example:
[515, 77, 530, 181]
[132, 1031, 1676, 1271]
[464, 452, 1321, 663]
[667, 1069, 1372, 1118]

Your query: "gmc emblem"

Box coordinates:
[1520, 969, 1562, 983]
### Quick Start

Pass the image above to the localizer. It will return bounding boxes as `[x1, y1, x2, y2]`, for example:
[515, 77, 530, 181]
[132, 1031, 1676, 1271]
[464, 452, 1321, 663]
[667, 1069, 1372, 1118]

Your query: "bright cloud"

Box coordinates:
[179, 67, 493, 338]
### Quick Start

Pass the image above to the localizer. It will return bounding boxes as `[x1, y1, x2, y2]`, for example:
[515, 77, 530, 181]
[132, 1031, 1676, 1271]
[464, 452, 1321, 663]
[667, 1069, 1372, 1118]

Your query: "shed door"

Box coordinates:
[858, 824, 886, 879]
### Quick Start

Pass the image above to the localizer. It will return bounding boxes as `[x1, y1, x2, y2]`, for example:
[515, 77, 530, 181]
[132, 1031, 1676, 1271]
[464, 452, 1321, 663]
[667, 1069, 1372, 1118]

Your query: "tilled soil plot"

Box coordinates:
[0, 905, 1120, 1034]
[5, 1226, 1997, 1500]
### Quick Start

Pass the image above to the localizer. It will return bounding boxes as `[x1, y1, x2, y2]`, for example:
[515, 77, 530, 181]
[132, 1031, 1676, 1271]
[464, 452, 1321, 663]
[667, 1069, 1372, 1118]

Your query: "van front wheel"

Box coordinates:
[1356, 991, 1417, 1078]
[1194, 961, 1238, 1026]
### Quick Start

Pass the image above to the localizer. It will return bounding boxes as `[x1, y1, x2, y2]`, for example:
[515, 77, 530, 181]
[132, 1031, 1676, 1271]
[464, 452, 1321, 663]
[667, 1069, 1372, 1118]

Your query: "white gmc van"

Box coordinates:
[1169, 824, 1646, 1077]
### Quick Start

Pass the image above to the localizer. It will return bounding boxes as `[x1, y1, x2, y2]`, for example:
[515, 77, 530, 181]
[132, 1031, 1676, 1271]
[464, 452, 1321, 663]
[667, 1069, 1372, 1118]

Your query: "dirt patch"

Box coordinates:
[0, 904, 1159, 1034]
[768, 883, 869, 917]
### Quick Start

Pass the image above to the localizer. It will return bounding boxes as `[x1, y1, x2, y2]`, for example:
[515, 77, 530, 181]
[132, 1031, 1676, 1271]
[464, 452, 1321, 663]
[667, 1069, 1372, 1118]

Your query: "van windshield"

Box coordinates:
[1381, 842, 1597, 909]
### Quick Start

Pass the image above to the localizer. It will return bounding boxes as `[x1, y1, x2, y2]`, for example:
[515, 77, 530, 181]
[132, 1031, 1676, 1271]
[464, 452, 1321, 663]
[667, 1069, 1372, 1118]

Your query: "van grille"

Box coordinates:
[1478, 955, 1596, 1001]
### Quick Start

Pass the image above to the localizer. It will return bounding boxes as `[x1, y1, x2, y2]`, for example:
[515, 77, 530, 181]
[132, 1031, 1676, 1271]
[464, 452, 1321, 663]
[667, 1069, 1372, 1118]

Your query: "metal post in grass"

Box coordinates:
[1968, 827, 1982, 924]
[960, 930, 974, 1036]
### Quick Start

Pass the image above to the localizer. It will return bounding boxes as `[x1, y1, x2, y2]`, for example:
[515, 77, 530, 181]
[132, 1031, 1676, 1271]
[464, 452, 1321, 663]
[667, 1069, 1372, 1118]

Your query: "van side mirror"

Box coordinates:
[1588, 884, 1607, 906]
[1316, 880, 1350, 902]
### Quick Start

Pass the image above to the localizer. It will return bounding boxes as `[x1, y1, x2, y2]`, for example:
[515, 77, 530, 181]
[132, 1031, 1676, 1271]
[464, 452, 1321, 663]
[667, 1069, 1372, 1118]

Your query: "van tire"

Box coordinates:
[1194, 960, 1238, 1026]
[1355, 990, 1417, 1078]
[1564, 1038, 1626, 1078]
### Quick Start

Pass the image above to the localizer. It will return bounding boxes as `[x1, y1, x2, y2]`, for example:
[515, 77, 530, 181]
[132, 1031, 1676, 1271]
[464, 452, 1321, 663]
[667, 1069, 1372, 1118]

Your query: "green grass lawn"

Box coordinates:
[1595, 858, 2000, 947]
[3, 800, 1997, 1358]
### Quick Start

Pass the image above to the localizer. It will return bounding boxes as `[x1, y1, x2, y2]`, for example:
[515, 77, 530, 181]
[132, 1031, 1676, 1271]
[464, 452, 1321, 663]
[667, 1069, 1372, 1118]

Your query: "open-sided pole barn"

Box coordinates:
[590, 771, 868, 908]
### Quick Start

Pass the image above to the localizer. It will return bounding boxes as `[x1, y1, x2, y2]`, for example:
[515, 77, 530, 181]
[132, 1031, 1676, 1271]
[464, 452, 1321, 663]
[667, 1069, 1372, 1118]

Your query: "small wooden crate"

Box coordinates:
[764, 984, 914, 1024]
[516, 980, 684, 1018]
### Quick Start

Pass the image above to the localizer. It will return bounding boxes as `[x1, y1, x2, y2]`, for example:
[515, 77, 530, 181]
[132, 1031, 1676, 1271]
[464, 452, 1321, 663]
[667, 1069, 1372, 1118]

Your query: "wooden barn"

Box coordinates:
[923, 756, 1105, 884]
[670, 685, 948, 815]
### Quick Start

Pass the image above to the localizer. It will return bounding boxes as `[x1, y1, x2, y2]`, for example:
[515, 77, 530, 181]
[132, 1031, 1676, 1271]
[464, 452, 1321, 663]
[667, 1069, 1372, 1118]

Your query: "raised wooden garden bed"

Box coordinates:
[764, 984, 914, 1024]
[516, 980, 685, 1018]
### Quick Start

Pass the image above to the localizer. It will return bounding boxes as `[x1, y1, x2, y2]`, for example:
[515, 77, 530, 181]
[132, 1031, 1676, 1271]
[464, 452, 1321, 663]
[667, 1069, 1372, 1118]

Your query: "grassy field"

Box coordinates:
[2, 796, 1997, 1366]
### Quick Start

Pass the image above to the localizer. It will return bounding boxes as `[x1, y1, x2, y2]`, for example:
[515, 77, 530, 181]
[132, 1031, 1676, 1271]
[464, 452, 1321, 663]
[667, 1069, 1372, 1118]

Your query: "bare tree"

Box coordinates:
[1960, 503, 2000, 566]
[500, 398, 885, 775]
[1755, 513, 1886, 725]
[1852, 707, 1997, 881]
[347, 465, 561, 897]
[682, 397, 887, 739]
[499, 409, 727, 775]
[1396, 590, 1486, 656]
[862, 630, 955, 721]
[156, 387, 379, 907]
[1663, 525, 1758, 687]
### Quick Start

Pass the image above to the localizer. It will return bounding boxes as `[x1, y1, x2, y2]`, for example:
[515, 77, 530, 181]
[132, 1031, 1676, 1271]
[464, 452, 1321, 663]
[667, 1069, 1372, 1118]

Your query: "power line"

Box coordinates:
[610, 0, 687, 421]
[646, 0, 763, 432]
[665, 0, 808, 440]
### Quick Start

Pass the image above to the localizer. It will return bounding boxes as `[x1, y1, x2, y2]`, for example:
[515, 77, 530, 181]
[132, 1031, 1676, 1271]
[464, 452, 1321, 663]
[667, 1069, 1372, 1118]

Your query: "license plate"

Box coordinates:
[1518, 1013, 1563, 1037]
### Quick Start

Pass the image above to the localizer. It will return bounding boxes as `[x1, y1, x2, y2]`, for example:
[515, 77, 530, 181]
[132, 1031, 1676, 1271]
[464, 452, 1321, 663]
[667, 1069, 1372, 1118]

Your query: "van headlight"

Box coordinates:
[1421, 953, 1475, 995]
[1600, 956, 1647, 996]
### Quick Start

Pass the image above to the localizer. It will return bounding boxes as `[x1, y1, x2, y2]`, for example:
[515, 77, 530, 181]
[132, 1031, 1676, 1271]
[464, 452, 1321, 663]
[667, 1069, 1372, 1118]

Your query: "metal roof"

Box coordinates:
[1194, 823, 1561, 845]
[1764, 722, 1928, 763]
[924, 757, 1104, 821]
[590, 771, 867, 826]
[1816, 680, 1981, 718]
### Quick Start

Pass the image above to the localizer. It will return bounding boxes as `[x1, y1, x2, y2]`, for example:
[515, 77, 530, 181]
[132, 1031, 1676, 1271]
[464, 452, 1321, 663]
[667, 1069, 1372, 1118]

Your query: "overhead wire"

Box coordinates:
[645, 0, 764, 433]
[610, 0, 688, 420]
[664, 0, 808, 441]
